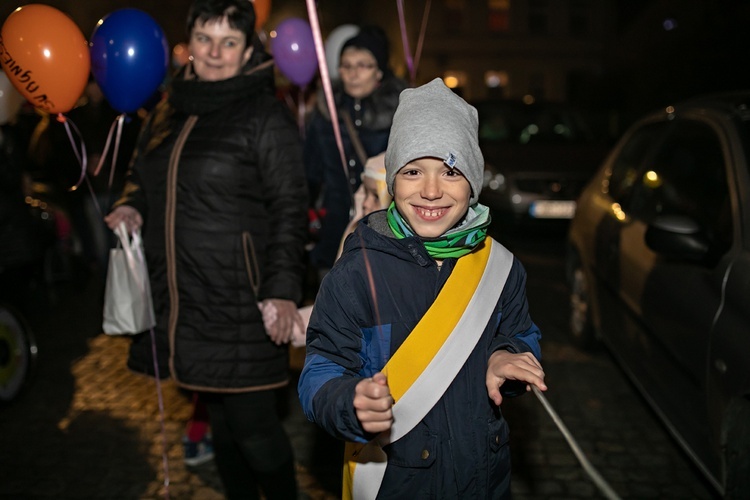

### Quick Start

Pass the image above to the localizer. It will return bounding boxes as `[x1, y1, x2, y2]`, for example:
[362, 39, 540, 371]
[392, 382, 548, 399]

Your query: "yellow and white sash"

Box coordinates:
[343, 238, 513, 500]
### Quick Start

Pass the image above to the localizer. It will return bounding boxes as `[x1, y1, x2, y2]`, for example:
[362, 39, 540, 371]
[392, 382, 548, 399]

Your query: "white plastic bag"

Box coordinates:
[102, 222, 156, 335]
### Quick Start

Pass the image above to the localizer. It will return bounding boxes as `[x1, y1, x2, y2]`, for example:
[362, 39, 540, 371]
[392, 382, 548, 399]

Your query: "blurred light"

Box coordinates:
[291, 43, 299, 51]
[511, 194, 522, 204]
[643, 170, 662, 188]
[522, 94, 535, 105]
[612, 203, 626, 221]
[43, 49, 51, 58]
[443, 70, 468, 90]
[484, 70, 508, 88]
[128, 48, 135, 57]
[663, 18, 677, 31]
[269, 30, 277, 38]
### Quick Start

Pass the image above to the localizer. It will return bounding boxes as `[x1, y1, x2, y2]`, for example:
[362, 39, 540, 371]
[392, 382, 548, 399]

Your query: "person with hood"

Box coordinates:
[298, 79, 546, 499]
[105, 0, 307, 497]
[304, 25, 407, 283]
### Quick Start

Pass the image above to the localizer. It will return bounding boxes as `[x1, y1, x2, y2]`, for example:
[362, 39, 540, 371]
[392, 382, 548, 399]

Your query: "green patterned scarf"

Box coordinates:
[386, 202, 491, 259]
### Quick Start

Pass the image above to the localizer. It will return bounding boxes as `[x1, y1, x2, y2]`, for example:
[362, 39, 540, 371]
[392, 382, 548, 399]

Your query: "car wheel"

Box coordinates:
[0, 304, 37, 404]
[724, 398, 750, 498]
[568, 255, 597, 349]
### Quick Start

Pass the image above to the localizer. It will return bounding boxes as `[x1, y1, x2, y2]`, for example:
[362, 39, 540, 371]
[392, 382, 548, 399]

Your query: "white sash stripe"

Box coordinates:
[387, 240, 513, 444]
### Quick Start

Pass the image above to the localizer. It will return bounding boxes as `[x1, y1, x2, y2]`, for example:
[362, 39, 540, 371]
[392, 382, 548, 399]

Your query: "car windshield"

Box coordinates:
[475, 101, 595, 145]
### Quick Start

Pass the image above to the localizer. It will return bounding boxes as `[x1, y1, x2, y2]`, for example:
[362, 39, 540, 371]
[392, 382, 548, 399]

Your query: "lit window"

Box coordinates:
[488, 0, 510, 32]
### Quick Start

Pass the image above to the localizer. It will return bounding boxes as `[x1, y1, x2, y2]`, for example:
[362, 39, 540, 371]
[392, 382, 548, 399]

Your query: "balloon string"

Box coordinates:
[108, 114, 126, 191]
[305, 0, 349, 186]
[93, 116, 120, 177]
[413, 0, 432, 74]
[61, 116, 88, 192]
[397, 0, 416, 84]
[397, 0, 432, 85]
[297, 86, 307, 140]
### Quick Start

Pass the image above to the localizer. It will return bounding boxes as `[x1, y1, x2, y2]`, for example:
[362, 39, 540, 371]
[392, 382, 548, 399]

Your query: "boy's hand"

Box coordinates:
[486, 350, 547, 406]
[354, 372, 394, 433]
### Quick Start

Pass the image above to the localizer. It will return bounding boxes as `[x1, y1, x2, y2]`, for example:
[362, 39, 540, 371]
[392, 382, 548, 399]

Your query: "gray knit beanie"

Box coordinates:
[385, 78, 484, 205]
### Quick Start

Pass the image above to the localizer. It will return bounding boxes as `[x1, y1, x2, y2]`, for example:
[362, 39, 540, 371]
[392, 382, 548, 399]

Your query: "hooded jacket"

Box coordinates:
[298, 211, 541, 498]
[115, 44, 308, 392]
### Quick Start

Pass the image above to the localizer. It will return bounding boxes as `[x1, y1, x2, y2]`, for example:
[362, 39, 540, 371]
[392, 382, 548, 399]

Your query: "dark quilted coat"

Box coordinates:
[114, 46, 308, 392]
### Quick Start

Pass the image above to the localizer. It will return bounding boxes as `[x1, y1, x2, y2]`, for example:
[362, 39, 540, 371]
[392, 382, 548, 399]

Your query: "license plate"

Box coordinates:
[529, 200, 577, 219]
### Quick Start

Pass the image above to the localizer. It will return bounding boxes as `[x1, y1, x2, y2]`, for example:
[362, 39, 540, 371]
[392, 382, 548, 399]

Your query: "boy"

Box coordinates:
[298, 78, 546, 499]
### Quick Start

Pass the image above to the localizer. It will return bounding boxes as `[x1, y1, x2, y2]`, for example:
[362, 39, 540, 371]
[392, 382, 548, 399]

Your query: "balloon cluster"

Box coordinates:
[0, 2, 333, 114]
[0, 4, 168, 118]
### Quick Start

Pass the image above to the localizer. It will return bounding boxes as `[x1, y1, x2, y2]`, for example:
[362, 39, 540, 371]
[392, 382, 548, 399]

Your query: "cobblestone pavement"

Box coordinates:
[0, 236, 721, 499]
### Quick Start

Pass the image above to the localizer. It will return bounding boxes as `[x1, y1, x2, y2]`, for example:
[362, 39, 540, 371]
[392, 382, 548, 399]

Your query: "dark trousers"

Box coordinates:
[202, 390, 297, 500]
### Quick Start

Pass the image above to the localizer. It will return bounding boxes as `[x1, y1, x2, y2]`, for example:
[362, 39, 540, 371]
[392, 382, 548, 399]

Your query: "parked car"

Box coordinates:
[475, 99, 608, 226]
[566, 91, 750, 497]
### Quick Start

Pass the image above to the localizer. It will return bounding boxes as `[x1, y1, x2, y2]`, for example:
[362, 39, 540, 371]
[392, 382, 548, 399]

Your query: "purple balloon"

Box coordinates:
[271, 18, 318, 87]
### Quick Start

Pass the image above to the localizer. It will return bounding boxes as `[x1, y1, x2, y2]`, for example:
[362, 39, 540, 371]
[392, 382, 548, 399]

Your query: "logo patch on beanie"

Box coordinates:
[444, 152, 457, 168]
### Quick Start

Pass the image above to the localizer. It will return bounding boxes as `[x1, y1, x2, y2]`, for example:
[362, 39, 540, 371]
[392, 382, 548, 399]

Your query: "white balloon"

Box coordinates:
[324, 24, 359, 82]
[0, 70, 25, 125]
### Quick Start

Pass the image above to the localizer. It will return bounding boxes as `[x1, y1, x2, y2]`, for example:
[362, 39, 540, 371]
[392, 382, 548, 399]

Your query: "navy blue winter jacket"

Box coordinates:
[298, 211, 542, 498]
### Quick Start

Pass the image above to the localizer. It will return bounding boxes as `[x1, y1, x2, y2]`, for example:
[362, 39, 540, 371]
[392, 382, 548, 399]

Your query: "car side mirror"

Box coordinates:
[645, 215, 710, 262]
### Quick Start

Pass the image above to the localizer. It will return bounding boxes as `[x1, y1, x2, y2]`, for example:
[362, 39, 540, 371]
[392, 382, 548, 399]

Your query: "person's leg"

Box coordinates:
[222, 390, 297, 500]
[203, 393, 260, 499]
[186, 392, 210, 442]
[183, 392, 213, 466]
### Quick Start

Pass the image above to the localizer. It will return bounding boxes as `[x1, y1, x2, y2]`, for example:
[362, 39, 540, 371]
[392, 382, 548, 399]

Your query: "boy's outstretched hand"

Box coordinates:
[354, 372, 394, 433]
[486, 350, 547, 406]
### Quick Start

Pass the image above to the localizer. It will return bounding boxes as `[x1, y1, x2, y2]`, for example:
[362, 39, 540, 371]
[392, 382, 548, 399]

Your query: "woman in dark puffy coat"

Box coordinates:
[305, 25, 407, 279]
[105, 1, 307, 498]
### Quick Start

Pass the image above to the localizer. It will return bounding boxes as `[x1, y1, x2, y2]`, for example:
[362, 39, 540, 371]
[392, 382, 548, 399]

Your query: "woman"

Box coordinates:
[105, 1, 307, 498]
[305, 26, 407, 281]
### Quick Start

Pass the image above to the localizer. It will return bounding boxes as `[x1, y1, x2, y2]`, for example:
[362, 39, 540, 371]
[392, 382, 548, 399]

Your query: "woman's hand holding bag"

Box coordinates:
[102, 221, 156, 335]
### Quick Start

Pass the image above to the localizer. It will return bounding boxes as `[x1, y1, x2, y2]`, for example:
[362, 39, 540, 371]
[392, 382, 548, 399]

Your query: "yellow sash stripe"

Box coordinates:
[381, 240, 490, 402]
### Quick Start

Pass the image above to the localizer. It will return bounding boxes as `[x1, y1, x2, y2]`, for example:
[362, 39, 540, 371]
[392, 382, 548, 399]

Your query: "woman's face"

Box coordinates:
[189, 16, 252, 82]
[339, 47, 382, 99]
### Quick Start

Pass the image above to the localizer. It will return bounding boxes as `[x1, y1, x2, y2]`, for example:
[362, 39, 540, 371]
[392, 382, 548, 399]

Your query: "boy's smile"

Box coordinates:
[393, 157, 472, 238]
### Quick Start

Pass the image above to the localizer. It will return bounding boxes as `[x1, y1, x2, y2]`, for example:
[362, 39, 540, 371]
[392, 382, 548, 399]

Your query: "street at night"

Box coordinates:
[0, 227, 719, 499]
[2, 1, 749, 498]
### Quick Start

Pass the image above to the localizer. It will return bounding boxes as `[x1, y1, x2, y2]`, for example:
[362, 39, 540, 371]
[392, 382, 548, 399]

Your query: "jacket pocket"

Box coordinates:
[242, 231, 261, 297]
[385, 429, 437, 469]
[488, 418, 511, 495]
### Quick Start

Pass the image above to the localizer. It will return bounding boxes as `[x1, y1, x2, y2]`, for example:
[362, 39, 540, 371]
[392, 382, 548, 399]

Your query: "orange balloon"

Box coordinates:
[252, 0, 272, 31]
[0, 4, 90, 115]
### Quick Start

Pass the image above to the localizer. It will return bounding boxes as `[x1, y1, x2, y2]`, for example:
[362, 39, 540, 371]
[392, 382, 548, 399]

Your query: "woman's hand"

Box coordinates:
[104, 205, 143, 233]
[262, 299, 304, 345]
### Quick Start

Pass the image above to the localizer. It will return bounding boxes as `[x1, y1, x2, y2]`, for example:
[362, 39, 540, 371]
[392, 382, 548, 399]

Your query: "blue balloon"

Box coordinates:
[90, 9, 169, 113]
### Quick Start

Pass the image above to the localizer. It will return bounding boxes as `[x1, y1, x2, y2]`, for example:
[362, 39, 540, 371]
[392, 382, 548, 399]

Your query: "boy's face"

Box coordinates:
[393, 157, 471, 239]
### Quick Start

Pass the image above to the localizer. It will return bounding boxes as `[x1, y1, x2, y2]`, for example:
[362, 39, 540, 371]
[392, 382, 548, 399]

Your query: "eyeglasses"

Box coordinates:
[339, 62, 377, 73]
